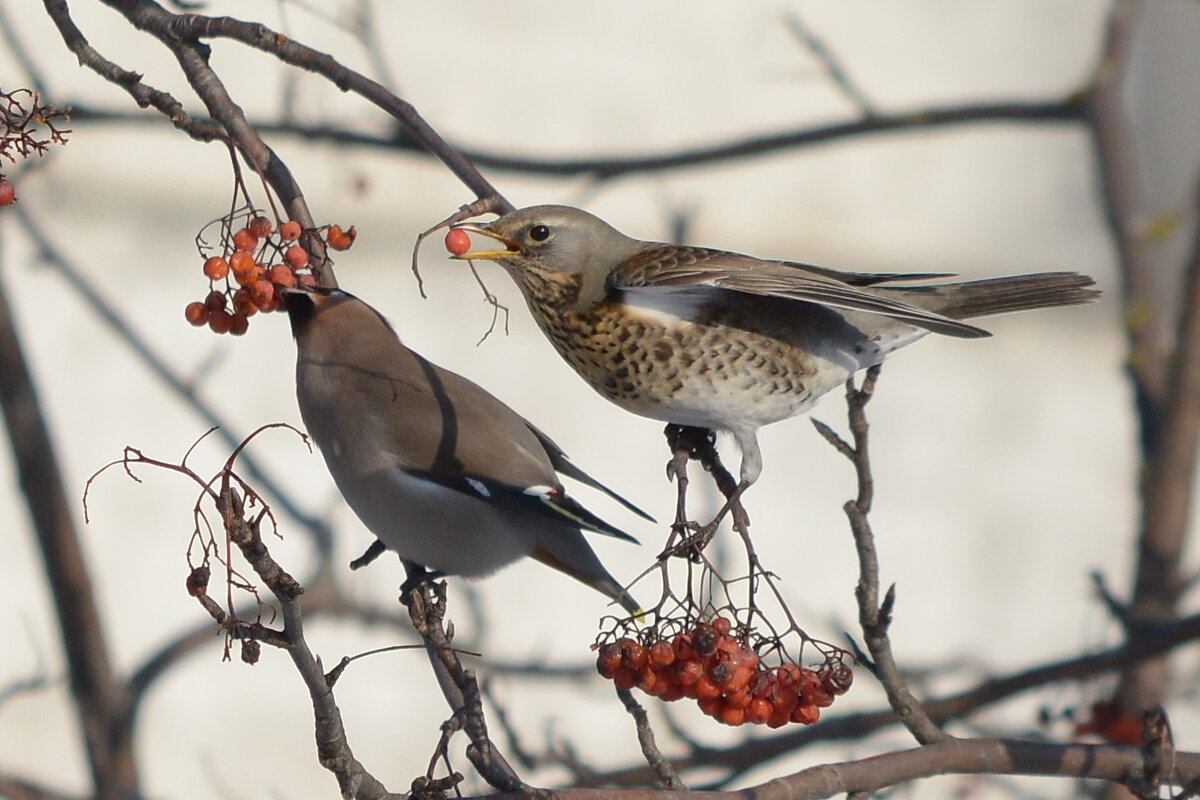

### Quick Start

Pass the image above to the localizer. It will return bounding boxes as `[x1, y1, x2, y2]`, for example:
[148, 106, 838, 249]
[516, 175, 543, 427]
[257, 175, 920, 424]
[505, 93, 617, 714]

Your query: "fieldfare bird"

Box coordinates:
[284, 286, 648, 613]
[449, 205, 1099, 492]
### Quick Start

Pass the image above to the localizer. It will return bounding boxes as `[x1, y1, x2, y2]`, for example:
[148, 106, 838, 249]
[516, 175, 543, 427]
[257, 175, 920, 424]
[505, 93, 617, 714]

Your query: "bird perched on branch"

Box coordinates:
[449, 204, 1100, 497]
[283, 286, 648, 614]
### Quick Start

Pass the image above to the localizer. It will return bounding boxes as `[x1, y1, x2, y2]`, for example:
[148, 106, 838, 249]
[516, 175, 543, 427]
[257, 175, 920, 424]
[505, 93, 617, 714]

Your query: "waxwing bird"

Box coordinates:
[283, 286, 649, 614]
[450, 205, 1100, 490]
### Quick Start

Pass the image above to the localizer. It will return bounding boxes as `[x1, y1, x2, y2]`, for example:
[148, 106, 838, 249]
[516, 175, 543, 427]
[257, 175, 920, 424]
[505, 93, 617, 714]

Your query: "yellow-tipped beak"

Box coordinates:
[448, 224, 523, 260]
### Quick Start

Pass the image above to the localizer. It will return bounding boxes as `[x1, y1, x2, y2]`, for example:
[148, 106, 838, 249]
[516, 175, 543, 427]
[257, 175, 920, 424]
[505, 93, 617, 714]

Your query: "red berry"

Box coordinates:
[674, 659, 704, 686]
[185, 301, 209, 327]
[269, 264, 298, 288]
[612, 668, 636, 691]
[791, 703, 820, 725]
[649, 641, 675, 668]
[232, 287, 258, 317]
[249, 216, 273, 238]
[250, 279, 275, 309]
[716, 703, 746, 726]
[444, 228, 472, 256]
[285, 245, 309, 269]
[620, 641, 648, 671]
[596, 644, 621, 679]
[208, 309, 234, 334]
[0, 181, 15, 206]
[746, 698, 773, 725]
[204, 290, 226, 312]
[203, 256, 230, 280]
[229, 313, 250, 336]
[658, 683, 685, 703]
[280, 220, 302, 242]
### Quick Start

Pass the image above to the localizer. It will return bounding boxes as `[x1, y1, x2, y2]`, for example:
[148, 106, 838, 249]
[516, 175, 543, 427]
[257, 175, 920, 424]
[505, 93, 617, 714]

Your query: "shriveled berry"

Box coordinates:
[232, 227, 258, 252]
[280, 220, 302, 241]
[326, 224, 356, 250]
[249, 216, 273, 238]
[185, 301, 209, 327]
[445, 228, 472, 256]
[692, 624, 719, 656]
[0, 181, 14, 206]
[672, 633, 697, 662]
[285, 244, 309, 269]
[203, 256, 230, 280]
[822, 664, 854, 696]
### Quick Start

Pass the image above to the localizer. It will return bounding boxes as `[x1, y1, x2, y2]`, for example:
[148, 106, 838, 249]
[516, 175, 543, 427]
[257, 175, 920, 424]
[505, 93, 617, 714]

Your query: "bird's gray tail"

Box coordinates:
[895, 272, 1099, 321]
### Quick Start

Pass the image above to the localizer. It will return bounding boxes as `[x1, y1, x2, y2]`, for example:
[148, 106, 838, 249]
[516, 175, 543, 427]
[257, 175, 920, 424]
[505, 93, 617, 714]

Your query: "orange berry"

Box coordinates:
[326, 224, 356, 250]
[249, 216, 273, 238]
[697, 697, 722, 717]
[716, 703, 746, 727]
[203, 256, 230, 280]
[230, 249, 255, 274]
[204, 290, 226, 312]
[229, 313, 249, 336]
[185, 301, 209, 327]
[268, 264, 297, 286]
[711, 617, 732, 635]
[280, 220, 302, 241]
[298, 272, 318, 288]
[746, 698, 772, 725]
[444, 228, 471, 256]
[791, 703, 820, 725]
[232, 227, 258, 252]
[208, 309, 234, 334]
[723, 689, 753, 710]
[0, 180, 14, 206]
[285, 245, 309, 269]
[636, 666, 659, 694]
[691, 675, 721, 700]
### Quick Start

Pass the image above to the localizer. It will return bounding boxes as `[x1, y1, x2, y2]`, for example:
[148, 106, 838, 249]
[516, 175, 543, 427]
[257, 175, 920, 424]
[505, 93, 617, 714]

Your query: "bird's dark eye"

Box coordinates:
[528, 224, 551, 242]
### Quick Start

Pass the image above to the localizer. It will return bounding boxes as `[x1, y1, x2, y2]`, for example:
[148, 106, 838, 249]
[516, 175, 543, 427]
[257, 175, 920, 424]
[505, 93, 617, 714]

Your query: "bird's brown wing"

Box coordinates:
[610, 245, 989, 338]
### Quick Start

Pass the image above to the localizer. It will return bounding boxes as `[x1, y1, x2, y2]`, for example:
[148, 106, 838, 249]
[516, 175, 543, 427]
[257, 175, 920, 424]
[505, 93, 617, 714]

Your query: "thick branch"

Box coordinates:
[0, 262, 138, 796]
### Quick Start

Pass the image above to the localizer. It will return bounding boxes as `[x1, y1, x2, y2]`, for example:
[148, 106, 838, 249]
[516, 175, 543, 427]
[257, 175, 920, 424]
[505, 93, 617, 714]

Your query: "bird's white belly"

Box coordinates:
[323, 456, 537, 577]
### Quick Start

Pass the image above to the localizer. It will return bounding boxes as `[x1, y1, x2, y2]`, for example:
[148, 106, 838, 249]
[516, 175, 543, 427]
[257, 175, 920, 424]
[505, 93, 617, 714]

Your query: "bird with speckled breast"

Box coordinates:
[448, 204, 1099, 496]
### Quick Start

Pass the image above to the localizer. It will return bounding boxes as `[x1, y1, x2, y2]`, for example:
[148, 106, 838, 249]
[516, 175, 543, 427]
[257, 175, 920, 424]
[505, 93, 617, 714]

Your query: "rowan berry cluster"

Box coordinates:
[184, 216, 356, 335]
[595, 616, 852, 727]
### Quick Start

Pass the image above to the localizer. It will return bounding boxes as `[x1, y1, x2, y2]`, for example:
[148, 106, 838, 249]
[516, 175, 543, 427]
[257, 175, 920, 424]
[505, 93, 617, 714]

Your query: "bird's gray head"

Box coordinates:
[450, 205, 644, 307]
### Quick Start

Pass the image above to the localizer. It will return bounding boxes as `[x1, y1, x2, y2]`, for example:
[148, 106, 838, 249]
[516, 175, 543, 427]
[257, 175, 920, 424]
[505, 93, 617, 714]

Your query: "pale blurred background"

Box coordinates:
[2, 1, 1195, 797]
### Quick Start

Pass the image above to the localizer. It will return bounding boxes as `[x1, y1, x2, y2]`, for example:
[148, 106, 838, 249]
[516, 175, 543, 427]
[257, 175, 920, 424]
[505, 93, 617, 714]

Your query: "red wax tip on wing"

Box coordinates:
[444, 228, 472, 256]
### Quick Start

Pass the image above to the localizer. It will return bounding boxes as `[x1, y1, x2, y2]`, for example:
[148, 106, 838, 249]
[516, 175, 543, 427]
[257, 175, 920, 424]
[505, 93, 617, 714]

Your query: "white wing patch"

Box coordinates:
[465, 478, 492, 498]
